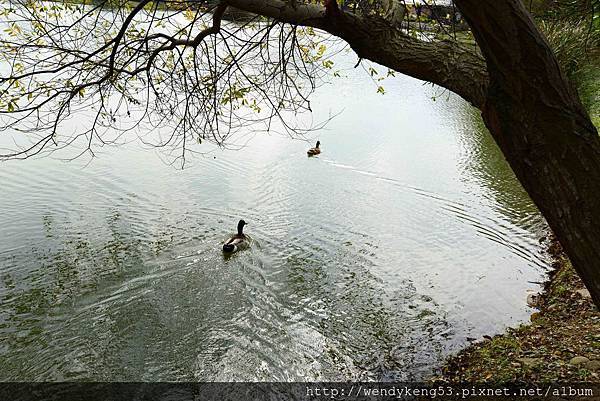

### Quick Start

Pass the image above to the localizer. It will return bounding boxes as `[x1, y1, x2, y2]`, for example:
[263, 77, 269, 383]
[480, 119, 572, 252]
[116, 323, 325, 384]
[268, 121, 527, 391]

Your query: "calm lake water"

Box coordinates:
[0, 51, 550, 380]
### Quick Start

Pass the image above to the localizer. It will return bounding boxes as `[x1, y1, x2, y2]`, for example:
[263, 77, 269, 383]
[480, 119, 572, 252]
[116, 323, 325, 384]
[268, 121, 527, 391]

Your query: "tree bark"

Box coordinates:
[454, 0, 600, 307]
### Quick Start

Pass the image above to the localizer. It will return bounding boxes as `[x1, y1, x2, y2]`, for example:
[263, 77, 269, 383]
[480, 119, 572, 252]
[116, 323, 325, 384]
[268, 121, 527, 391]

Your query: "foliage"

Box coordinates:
[0, 0, 458, 164]
[574, 62, 600, 128]
[539, 18, 600, 76]
[533, 0, 600, 24]
[0, 0, 341, 164]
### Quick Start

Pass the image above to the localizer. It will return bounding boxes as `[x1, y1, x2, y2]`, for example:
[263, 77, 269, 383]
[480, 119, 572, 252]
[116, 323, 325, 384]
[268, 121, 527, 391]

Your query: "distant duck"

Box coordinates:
[222, 219, 248, 253]
[307, 140, 321, 156]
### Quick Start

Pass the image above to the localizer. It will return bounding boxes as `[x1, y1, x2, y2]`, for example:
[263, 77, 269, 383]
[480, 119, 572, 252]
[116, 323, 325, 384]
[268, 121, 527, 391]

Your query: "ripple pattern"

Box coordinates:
[0, 68, 550, 381]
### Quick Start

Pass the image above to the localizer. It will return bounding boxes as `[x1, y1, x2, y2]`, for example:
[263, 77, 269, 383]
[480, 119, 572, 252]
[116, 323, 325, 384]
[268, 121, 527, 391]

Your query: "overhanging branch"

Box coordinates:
[222, 0, 489, 107]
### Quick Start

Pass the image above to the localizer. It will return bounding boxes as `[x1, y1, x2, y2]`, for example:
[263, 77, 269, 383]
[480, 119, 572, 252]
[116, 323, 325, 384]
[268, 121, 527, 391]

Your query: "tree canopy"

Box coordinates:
[0, 0, 491, 163]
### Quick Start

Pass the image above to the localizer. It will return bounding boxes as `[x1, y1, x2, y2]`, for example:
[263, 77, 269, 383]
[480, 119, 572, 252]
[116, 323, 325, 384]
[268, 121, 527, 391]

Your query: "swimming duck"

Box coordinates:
[222, 219, 248, 253]
[307, 140, 321, 156]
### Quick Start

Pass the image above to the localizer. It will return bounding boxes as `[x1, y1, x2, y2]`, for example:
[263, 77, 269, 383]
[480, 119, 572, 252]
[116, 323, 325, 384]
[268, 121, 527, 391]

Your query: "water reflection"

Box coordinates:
[0, 65, 549, 380]
[455, 106, 546, 232]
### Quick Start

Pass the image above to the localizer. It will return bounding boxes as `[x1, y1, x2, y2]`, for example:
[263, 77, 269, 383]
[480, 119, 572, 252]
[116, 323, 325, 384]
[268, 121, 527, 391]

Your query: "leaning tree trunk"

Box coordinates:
[454, 0, 600, 307]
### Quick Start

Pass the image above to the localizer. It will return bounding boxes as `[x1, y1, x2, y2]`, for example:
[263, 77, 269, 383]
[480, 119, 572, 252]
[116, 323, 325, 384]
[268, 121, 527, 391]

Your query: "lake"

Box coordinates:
[0, 47, 550, 381]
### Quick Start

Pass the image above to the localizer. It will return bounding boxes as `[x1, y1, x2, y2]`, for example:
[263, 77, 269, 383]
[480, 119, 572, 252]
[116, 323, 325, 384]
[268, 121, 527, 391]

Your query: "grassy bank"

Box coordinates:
[575, 60, 600, 128]
[437, 239, 600, 383]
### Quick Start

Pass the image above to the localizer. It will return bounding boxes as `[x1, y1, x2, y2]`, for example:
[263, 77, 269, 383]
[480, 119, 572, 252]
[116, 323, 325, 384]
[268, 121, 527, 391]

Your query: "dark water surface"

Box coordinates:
[0, 59, 549, 380]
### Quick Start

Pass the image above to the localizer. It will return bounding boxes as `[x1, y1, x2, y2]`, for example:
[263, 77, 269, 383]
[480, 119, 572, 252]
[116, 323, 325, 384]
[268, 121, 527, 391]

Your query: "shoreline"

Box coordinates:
[435, 237, 600, 383]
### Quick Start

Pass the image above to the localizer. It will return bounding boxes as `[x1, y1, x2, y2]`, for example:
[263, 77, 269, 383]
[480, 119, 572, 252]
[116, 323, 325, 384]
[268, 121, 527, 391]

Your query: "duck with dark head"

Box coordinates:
[307, 141, 321, 156]
[222, 219, 248, 253]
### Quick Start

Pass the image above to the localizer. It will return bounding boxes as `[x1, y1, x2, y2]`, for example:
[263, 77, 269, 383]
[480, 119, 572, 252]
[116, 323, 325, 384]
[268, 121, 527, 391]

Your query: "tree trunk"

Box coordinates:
[454, 0, 600, 307]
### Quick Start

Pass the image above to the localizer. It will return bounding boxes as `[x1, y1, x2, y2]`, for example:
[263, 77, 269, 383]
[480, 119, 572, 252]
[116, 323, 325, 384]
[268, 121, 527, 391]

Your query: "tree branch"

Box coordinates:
[222, 0, 489, 107]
